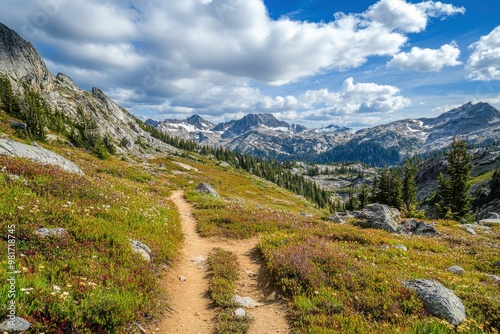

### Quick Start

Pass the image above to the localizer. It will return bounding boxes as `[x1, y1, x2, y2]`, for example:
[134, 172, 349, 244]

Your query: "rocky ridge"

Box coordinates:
[0, 22, 177, 157]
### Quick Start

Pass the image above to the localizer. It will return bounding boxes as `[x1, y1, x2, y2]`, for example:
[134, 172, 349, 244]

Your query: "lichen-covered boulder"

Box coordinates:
[196, 182, 220, 198]
[404, 279, 466, 326]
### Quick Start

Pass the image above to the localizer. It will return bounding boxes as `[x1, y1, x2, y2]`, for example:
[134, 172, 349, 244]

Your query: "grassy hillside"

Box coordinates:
[0, 110, 326, 332]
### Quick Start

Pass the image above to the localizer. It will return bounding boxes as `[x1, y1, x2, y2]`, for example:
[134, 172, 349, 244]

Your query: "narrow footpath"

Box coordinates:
[158, 190, 290, 334]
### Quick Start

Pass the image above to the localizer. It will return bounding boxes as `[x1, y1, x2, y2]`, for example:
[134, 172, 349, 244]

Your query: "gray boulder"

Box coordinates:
[196, 182, 220, 198]
[233, 295, 263, 308]
[404, 279, 466, 326]
[0, 316, 31, 333]
[36, 228, 69, 238]
[129, 239, 152, 262]
[401, 219, 440, 236]
[354, 204, 400, 233]
[447, 266, 466, 275]
[0, 139, 83, 174]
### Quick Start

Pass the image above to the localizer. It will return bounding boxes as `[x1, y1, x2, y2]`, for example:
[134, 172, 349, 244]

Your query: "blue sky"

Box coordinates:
[0, 0, 499, 129]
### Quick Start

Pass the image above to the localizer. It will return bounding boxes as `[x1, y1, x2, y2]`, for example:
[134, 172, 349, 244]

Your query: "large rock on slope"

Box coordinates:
[196, 183, 220, 198]
[0, 139, 83, 174]
[353, 203, 400, 233]
[404, 279, 466, 326]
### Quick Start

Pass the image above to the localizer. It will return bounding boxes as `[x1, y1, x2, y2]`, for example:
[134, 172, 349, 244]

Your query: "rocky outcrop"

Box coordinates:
[0, 139, 83, 174]
[353, 204, 400, 233]
[404, 279, 466, 326]
[0, 22, 179, 158]
[0, 22, 54, 92]
[196, 183, 220, 198]
[400, 219, 440, 236]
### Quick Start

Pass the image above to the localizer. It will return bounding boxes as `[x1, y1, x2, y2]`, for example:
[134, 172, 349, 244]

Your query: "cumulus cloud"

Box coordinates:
[387, 43, 461, 71]
[364, 0, 464, 33]
[466, 26, 500, 81]
[0, 0, 459, 125]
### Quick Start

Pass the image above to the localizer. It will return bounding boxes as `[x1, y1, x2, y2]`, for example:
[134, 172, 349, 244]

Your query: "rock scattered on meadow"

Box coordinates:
[404, 279, 466, 326]
[353, 203, 400, 233]
[400, 219, 440, 236]
[0, 316, 31, 333]
[446, 266, 466, 275]
[196, 182, 220, 198]
[36, 228, 69, 238]
[0, 139, 83, 174]
[129, 239, 152, 262]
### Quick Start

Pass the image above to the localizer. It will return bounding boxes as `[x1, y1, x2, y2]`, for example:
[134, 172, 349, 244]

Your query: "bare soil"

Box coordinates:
[158, 190, 290, 334]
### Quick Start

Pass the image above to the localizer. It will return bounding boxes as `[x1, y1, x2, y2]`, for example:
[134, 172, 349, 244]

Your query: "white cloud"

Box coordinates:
[0, 0, 461, 125]
[364, 0, 464, 33]
[466, 26, 500, 81]
[387, 43, 461, 71]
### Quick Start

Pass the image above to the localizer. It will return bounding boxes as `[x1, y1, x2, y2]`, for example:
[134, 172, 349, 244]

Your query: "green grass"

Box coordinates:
[259, 221, 500, 333]
[0, 154, 183, 333]
[207, 248, 251, 334]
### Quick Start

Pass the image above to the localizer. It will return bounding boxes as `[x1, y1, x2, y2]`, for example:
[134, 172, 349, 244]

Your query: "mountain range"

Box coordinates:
[148, 102, 500, 166]
[1, 19, 499, 167]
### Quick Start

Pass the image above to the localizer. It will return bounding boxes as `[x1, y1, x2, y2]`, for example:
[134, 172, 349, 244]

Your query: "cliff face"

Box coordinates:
[0, 22, 54, 92]
[0, 21, 177, 156]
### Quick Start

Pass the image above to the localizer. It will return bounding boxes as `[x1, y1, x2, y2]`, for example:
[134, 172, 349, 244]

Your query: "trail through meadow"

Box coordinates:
[158, 190, 290, 334]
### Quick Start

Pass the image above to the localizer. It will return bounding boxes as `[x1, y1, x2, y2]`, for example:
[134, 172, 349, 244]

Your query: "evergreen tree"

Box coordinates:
[402, 158, 418, 214]
[372, 167, 402, 209]
[436, 138, 473, 221]
[357, 182, 369, 208]
[0, 74, 21, 117]
[23, 88, 48, 140]
[489, 168, 500, 199]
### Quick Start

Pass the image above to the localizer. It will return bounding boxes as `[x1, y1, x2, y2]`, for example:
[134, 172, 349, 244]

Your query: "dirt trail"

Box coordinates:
[158, 190, 290, 334]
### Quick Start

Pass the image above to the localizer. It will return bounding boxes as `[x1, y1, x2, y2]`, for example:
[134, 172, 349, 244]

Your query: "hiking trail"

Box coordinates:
[158, 190, 290, 334]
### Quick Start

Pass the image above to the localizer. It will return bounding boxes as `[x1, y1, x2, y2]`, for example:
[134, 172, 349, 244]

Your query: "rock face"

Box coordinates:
[0, 316, 31, 333]
[353, 204, 400, 233]
[404, 279, 466, 326]
[0, 22, 179, 157]
[0, 139, 83, 174]
[196, 183, 220, 198]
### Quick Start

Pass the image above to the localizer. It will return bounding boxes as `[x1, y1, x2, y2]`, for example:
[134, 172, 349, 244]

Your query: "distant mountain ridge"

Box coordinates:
[148, 102, 500, 166]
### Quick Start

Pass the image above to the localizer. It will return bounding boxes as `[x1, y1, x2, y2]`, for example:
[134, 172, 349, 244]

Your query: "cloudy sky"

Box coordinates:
[1, 0, 499, 128]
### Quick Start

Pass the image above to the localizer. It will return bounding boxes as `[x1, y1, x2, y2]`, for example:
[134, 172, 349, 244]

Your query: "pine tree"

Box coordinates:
[489, 168, 500, 198]
[357, 182, 369, 208]
[23, 88, 48, 140]
[436, 138, 473, 221]
[402, 158, 418, 215]
[0, 74, 21, 117]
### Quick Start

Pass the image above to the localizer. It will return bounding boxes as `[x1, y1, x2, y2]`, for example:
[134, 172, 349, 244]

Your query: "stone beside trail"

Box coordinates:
[0, 139, 83, 174]
[196, 182, 220, 198]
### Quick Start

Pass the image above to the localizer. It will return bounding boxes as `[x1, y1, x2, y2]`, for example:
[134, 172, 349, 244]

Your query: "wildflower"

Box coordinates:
[53, 285, 61, 291]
